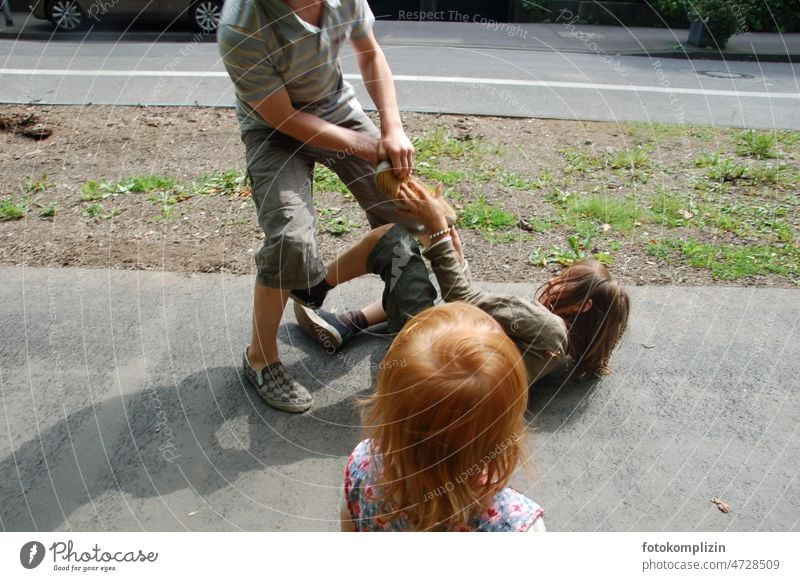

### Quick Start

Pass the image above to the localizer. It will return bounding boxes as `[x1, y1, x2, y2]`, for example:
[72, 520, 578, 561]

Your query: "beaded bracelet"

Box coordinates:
[428, 227, 451, 240]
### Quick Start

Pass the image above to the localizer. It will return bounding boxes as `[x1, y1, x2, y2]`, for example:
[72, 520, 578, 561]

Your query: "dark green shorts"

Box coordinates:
[366, 225, 438, 333]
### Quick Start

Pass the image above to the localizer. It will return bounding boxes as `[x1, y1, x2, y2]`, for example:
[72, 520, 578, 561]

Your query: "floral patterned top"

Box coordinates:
[344, 439, 545, 532]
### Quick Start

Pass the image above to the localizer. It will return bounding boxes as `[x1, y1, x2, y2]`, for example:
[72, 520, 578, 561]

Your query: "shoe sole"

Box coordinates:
[293, 302, 343, 351]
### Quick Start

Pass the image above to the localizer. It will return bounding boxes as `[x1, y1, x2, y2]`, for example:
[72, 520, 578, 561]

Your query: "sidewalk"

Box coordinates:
[1, 11, 798, 62]
[0, 265, 798, 531]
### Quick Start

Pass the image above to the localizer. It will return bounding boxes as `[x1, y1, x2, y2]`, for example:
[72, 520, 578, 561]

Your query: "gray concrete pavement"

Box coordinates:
[1, 265, 798, 531]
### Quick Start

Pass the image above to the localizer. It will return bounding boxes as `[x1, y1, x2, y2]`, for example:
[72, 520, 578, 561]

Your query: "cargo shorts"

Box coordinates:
[366, 224, 440, 333]
[241, 114, 417, 290]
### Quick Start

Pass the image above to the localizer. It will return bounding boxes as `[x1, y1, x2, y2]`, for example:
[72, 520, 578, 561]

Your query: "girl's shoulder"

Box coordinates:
[347, 439, 380, 481]
[472, 487, 544, 532]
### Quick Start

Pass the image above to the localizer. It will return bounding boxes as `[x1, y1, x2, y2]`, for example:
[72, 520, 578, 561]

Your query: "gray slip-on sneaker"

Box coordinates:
[241, 350, 313, 413]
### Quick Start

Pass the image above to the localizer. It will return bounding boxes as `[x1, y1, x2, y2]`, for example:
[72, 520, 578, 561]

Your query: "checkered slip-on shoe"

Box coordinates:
[241, 351, 313, 413]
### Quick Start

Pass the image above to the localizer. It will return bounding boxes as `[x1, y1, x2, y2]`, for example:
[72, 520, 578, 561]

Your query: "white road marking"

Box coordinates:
[0, 68, 798, 100]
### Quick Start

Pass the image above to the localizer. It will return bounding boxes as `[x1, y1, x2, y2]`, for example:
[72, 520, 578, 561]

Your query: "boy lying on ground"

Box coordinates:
[292, 180, 630, 383]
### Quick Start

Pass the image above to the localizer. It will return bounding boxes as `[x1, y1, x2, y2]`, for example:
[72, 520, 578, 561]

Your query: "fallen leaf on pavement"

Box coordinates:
[710, 498, 732, 513]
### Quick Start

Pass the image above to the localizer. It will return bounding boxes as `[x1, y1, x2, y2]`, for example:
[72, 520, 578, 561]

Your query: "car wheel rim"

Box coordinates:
[51, 1, 81, 30]
[195, 2, 221, 32]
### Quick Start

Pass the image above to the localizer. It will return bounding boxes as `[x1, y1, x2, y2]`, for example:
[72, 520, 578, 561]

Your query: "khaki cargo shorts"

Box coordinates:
[241, 114, 416, 289]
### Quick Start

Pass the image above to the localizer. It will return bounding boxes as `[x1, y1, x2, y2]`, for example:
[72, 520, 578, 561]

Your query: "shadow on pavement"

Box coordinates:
[0, 365, 358, 531]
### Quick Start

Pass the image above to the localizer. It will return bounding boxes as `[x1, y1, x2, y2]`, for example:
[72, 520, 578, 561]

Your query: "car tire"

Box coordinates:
[46, 0, 85, 31]
[191, 0, 223, 34]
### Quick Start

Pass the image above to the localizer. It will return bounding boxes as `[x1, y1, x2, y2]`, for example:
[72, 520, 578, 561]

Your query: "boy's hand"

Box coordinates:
[379, 128, 414, 180]
[398, 180, 449, 239]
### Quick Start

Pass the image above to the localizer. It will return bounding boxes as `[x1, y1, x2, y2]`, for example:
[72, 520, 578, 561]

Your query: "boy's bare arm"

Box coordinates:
[351, 31, 414, 178]
[247, 87, 380, 165]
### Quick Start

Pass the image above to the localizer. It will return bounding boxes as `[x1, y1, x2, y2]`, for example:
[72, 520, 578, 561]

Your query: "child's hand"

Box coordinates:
[398, 180, 449, 236]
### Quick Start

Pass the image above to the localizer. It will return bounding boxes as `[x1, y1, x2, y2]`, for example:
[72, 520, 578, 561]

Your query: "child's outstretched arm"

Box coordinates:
[399, 181, 568, 381]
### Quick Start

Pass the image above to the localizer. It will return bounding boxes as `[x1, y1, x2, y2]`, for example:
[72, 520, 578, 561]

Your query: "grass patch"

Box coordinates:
[558, 146, 606, 174]
[695, 153, 748, 183]
[38, 202, 59, 218]
[459, 197, 517, 232]
[415, 162, 466, 186]
[193, 169, 247, 196]
[116, 175, 178, 193]
[568, 195, 649, 233]
[608, 146, 653, 172]
[748, 163, 798, 189]
[24, 175, 51, 194]
[736, 130, 780, 159]
[318, 207, 356, 235]
[313, 165, 347, 194]
[80, 180, 113, 201]
[648, 237, 800, 280]
[414, 128, 484, 162]
[81, 203, 103, 218]
[649, 189, 697, 228]
[497, 170, 541, 191]
[0, 197, 29, 221]
[530, 232, 613, 267]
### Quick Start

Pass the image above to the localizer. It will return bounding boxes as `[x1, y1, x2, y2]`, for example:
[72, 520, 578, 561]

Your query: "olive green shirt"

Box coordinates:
[423, 240, 569, 384]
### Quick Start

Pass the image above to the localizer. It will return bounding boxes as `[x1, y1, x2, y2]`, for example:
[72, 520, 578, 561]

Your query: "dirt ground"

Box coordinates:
[1, 104, 797, 288]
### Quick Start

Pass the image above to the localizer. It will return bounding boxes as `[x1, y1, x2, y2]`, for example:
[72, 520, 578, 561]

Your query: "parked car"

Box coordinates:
[29, 0, 224, 33]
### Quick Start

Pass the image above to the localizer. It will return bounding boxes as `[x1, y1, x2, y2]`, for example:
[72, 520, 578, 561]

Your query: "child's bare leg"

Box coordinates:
[325, 224, 394, 286]
[361, 299, 387, 325]
[292, 224, 393, 308]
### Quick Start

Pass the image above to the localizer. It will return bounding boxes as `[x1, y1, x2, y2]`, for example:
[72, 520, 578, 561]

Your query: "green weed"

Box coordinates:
[313, 165, 347, 194]
[194, 169, 246, 196]
[80, 180, 112, 201]
[25, 175, 51, 194]
[318, 207, 356, 235]
[38, 202, 59, 218]
[116, 175, 178, 193]
[736, 130, 779, 159]
[82, 203, 103, 218]
[647, 237, 799, 280]
[0, 197, 28, 220]
[530, 233, 613, 267]
[497, 170, 541, 191]
[568, 195, 648, 234]
[415, 162, 465, 186]
[459, 197, 517, 231]
[414, 128, 483, 162]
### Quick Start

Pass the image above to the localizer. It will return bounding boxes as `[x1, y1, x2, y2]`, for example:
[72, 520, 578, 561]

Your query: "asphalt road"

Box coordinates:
[0, 266, 798, 531]
[1, 37, 799, 128]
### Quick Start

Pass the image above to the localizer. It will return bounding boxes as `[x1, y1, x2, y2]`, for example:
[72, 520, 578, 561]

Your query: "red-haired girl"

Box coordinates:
[342, 302, 545, 531]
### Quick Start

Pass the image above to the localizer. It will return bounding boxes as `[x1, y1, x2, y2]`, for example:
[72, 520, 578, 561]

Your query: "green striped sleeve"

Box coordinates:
[218, 24, 283, 104]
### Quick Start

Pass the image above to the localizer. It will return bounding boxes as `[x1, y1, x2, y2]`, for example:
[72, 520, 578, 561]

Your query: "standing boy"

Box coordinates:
[218, 0, 414, 412]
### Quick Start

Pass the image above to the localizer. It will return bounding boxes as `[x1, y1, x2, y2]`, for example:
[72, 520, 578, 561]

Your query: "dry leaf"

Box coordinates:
[710, 498, 732, 513]
[678, 209, 694, 219]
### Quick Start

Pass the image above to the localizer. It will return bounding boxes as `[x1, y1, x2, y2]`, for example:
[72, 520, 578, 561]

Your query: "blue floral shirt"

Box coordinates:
[344, 439, 545, 532]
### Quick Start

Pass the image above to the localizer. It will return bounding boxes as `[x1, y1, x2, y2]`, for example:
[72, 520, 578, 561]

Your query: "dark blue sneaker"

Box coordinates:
[293, 302, 355, 352]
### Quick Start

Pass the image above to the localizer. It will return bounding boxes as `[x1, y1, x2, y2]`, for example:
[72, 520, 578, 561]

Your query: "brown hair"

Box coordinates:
[537, 259, 629, 378]
[362, 302, 529, 531]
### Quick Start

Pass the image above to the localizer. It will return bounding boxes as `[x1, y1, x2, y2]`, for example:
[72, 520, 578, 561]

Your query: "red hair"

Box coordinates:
[362, 302, 529, 531]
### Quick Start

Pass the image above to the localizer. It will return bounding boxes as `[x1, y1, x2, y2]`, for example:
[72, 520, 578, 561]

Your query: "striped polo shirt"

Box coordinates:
[218, 0, 375, 133]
